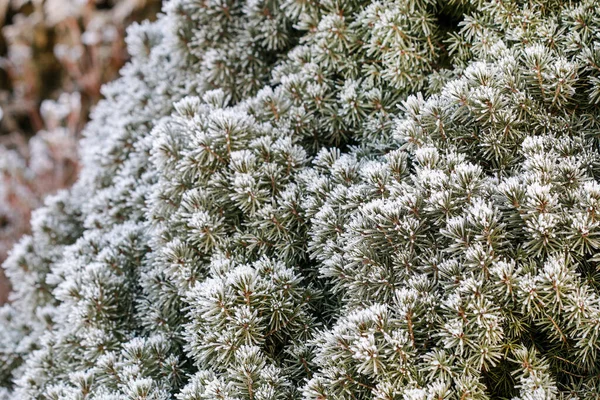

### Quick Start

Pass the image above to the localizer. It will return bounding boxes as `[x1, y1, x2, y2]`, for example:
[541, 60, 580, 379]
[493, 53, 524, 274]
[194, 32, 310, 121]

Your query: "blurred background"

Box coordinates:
[0, 0, 161, 304]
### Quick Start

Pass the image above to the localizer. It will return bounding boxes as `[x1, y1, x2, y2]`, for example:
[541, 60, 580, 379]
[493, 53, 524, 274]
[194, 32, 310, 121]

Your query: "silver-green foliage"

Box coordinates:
[3, 0, 600, 399]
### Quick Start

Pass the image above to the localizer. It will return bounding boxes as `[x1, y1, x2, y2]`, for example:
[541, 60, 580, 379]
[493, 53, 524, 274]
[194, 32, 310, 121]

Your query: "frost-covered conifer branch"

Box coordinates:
[3, 0, 600, 399]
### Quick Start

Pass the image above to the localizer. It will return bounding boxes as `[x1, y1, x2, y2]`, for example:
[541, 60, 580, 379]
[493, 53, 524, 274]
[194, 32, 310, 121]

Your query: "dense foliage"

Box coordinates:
[3, 0, 600, 398]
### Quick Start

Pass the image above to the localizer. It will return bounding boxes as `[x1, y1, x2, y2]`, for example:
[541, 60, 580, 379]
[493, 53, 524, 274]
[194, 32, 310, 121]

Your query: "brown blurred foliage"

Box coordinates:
[0, 0, 161, 304]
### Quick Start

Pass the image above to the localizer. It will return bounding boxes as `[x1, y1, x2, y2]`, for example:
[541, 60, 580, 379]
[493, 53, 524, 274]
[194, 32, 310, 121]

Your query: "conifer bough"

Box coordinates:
[2, 0, 600, 399]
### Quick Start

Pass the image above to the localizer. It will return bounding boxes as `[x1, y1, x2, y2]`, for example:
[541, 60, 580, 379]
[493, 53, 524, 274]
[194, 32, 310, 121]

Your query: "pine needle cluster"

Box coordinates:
[3, 0, 600, 399]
